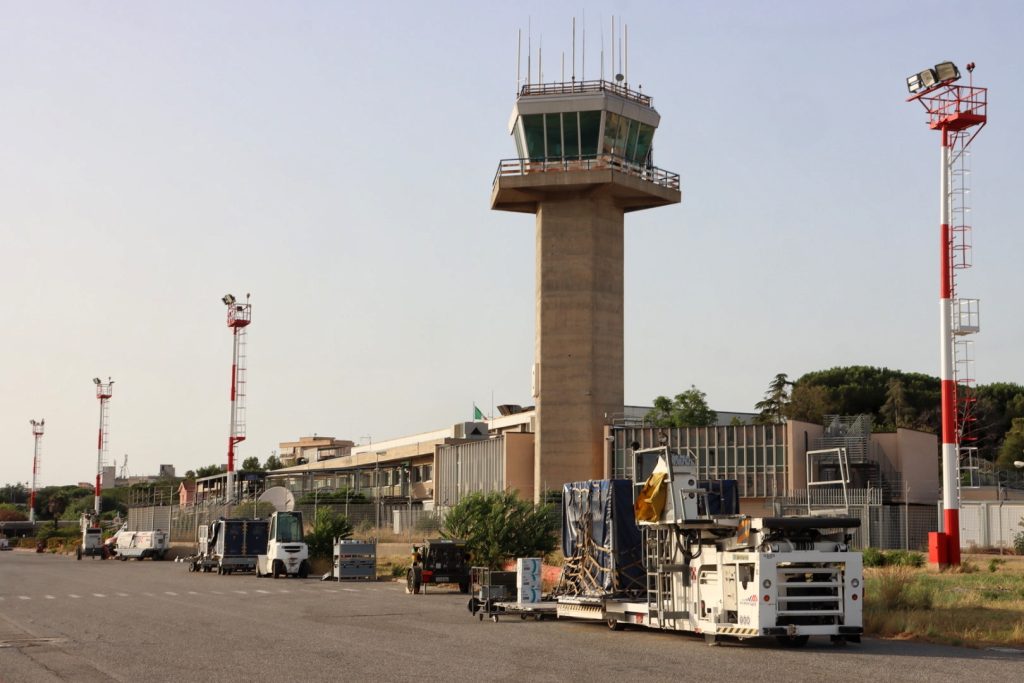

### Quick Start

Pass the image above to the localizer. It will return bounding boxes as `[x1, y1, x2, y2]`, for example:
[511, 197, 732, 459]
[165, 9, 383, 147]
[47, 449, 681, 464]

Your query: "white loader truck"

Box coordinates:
[555, 447, 864, 647]
[255, 511, 310, 578]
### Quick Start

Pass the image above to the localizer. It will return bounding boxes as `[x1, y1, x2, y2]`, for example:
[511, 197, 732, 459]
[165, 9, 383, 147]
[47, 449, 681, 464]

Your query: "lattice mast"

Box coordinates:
[907, 61, 986, 566]
[93, 377, 114, 514]
[29, 419, 44, 524]
[223, 293, 251, 503]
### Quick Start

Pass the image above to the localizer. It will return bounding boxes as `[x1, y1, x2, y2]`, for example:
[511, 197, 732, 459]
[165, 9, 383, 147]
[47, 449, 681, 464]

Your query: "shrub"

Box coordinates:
[862, 547, 885, 567]
[886, 550, 925, 568]
[988, 558, 1006, 573]
[305, 508, 353, 560]
[442, 490, 558, 569]
[1013, 529, 1024, 556]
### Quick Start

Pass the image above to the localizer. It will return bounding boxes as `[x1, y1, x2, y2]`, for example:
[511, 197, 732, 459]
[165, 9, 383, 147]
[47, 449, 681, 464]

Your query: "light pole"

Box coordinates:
[375, 451, 386, 532]
[313, 486, 333, 524]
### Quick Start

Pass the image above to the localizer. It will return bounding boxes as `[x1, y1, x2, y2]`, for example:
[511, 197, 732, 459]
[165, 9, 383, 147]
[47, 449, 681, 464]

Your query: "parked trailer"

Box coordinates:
[552, 447, 864, 647]
[115, 529, 169, 561]
[332, 539, 376, 581]
[188, 518, 268, 574]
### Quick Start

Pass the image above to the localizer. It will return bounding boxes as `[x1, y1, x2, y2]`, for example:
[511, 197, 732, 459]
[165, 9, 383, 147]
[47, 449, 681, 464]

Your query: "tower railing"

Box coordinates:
[494, 153, 680, 191]
[519, 79, 652, 107]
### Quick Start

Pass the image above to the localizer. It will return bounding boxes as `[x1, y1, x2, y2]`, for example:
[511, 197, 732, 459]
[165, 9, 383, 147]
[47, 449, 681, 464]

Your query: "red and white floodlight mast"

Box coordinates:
[907, 61, 987, 566]
[29, 419, 44, 524]
[223, 293, 251, 503]
[93, 377, 114, 515]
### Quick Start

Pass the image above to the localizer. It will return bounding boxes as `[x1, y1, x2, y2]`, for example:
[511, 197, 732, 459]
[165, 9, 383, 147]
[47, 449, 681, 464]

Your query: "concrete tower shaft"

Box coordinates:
[492, 80, 680, 500]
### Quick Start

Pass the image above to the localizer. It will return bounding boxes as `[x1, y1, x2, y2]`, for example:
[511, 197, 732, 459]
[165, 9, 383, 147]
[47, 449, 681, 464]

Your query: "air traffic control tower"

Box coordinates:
[491, 79, 681, 498]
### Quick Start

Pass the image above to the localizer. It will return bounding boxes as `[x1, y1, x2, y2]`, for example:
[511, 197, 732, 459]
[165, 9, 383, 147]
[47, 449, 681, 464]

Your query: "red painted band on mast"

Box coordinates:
[940, 224, 952, 298]
[95, 473, 101, 497]
[227, 438, 234, 472]
[941, 379, 957, 443]
[230, 364, 237, 401]
[97, 428, 103, 450]
[943, 508, 961, 564]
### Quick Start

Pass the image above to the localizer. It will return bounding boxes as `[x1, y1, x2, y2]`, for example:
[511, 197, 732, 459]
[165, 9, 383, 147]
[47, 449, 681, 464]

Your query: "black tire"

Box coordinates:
[76, 547, 82, 561]
[273, 560, 284, 578]
[298, 560, 310, 579]
[607, 619, 623, 631]
[406, 568, 421, 594]
[491, 614, 499, 623]
[776, 635, 810, 648]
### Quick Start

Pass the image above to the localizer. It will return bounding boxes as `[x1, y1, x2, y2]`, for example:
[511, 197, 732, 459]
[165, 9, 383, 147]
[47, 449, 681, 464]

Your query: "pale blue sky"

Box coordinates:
[3, 1, 1022, 486]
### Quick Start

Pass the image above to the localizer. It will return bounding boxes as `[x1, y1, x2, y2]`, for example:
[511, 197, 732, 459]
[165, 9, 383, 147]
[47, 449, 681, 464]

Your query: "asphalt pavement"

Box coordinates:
[1, 551, 1021, 682]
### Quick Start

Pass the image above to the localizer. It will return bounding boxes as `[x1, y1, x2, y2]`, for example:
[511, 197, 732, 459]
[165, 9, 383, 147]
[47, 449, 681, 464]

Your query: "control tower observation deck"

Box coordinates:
[491, 79, 681, 500]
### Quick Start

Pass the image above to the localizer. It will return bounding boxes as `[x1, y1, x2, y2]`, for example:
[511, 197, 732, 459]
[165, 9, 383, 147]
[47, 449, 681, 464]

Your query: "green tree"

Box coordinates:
[240, 456, 262, 472]
[997, 418, 1024, 470]
[754, 373, 791, 424]
[0, 504, 28, 522]
[786, 384, 834, 424]
[47, 493, 68, 529]
[880, 378, 914, 429]
[645, 386, 717, 428]
[305, 507, 353, 560]
[442, 491, 558, 569]
[195, 464, 225, 478]
[264, 454, 283, 471]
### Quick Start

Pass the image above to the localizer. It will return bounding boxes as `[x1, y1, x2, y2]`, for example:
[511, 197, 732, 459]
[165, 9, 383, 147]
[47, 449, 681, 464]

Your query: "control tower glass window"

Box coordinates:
[520, 111, 603, 161]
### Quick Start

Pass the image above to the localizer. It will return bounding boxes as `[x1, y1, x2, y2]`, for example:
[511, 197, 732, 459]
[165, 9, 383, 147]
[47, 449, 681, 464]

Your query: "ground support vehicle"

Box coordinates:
[77, 515, 109, 560]
[189, 518, 268, 574]
[0, 535, 11, 551]
[407, 539, 471, 594]
[255, 511, 310, 578]
[115, 529, 169, 560]
[332, 539, 376, 581]
[467, 566, 556, 622]
[554, 447, 864, 647]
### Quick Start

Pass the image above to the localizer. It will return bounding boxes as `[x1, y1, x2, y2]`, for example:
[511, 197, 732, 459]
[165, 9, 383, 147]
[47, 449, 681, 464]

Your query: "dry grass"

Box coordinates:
[864, 553, 1024, 647]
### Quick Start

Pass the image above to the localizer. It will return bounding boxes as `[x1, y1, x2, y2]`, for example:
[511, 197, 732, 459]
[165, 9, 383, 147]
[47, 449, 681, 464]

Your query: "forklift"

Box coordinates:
[407, 539, 471, 594]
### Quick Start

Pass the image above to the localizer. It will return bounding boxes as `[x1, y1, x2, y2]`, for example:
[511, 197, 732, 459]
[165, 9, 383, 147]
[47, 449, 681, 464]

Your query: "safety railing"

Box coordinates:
[494, 154, 680, 192]
[519, 79, 652, 107]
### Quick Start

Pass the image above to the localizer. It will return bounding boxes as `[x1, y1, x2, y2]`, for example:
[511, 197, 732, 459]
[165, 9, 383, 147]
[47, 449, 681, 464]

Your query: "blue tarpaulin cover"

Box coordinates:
[557, 480, 645, 598]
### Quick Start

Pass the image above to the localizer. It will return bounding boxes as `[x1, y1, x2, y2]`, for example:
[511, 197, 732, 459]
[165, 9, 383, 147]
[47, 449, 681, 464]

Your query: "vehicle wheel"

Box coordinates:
[298, 560, 310, 579]
[188, 562, 195, 573]
[776, 635, 810, 648]
[217, 565, 224, 575]
[467, 597, 479, 615]
[77, 547, 82, 561]
[607, 619, 623, 631]
[406, 568, 421, 594]
[491, 615, 499, 623]
[521, 614, 527, 620]
[273, 561, 284, 578]
[535, 614, 543, 622]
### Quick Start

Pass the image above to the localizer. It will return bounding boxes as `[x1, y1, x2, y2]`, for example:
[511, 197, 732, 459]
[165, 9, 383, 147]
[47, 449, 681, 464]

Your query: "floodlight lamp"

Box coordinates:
[934, 61, 960, 83]
[93, 377, 101, 385]
[1014, 460, 1024, 469]
[222, 294, 236, 306]
[907, 68, 938, 94]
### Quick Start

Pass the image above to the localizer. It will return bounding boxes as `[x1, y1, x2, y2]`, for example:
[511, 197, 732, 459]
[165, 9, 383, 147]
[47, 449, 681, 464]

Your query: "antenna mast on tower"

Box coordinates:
[92, 377, 114, 515]
[223, 293, 251, 503]
[29, 419, 44, 524]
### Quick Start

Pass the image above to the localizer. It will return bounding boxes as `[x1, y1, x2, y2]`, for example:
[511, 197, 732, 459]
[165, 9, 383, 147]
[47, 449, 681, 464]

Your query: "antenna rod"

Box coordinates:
[572, 17, 576, 81]
[517, 29, 521, 93]
[561, 51, 564, 82]
[610, 16, 614, 82]
[625, 24, 628, 85]
[582, 9, 586, 81]
[527, 19, 532, 87]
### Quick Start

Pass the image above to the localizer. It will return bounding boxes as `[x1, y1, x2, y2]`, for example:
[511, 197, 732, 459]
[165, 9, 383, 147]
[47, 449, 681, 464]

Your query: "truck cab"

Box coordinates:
[255, 511, 310, 578]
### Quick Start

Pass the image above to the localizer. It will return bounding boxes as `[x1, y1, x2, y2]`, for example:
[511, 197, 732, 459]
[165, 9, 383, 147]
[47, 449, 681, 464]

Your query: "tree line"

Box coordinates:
[646, 366, 1024, 470]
